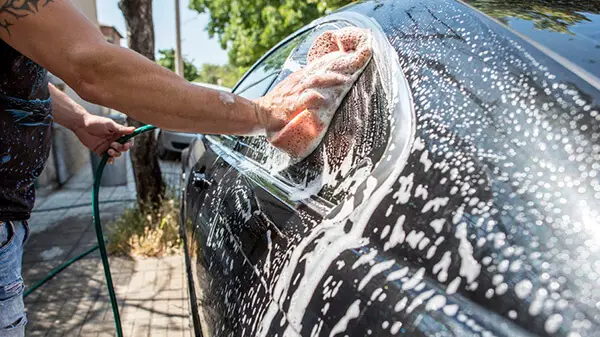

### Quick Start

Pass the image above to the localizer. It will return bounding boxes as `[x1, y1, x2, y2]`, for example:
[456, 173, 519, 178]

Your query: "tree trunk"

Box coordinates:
[119, 0, 164, 209]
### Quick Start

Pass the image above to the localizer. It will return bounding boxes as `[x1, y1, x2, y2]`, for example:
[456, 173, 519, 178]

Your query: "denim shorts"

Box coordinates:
[0, 221, 29, 337]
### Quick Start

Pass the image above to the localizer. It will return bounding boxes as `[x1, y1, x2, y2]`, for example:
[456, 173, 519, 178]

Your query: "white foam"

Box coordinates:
[415, 184, 429, 200]
[219, 91, 235, 105]
[328, 300, 361, 337]
[393, 173, 414, 204]
[390, 322, 403, 334]
[406, 289, 435, 313]
[402, 267, 425, 291]
[383, 215, 406, 251]
[425, 295, 447, 311]
[433, 251, 452, 282]
[380, 225, 391, 239]
[406, 230, 425, 249]
[443, 304, 459, 316]
[455, 222, 481, 283]
[426, 245, 437, 259]
[394, 297, 408, 312]
[429, 218, 446, 233]
[264, 230, 273, 276]
[419, 150, 433, 172]
[544, 314, 563, 334]
[370, 288, 383, 301]
[514, 279, 533, 299]
[422, 197, 449, 213]
[529, 289, 548, 316]
[351, 249, 378, 270]
[446, 277, 461, 295]
[386, 267, 409, 282]
[358, 259, 396, 290]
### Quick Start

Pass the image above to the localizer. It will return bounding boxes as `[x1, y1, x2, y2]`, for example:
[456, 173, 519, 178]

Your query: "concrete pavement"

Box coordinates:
[22, 158, 192, 337]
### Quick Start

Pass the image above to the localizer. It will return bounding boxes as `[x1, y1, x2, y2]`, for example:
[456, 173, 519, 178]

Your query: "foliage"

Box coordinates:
[188, 0, 357, 67]
[157, 48, 243, 88]
[157, 48, 200, 82]
[108, 197, 182, 257]
[195, 63, 247, 88]
[464, 0, 599, 34]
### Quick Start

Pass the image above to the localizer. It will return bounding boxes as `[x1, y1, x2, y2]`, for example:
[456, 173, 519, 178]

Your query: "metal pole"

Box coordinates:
[174, 0, 184, 77]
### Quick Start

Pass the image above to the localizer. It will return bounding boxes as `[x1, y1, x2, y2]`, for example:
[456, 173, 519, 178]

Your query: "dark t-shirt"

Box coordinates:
[0, 40, 53, 221]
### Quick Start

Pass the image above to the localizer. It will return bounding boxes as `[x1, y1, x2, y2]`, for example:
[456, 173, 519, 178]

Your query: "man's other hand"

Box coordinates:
[74, 114, 135, 164]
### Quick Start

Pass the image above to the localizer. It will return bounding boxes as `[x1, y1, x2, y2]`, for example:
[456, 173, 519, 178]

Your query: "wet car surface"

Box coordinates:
[180, 0, 600, 336]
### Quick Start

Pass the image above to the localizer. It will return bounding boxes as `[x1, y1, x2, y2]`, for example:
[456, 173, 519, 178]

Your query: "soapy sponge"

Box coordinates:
[268, 27, 373, 160]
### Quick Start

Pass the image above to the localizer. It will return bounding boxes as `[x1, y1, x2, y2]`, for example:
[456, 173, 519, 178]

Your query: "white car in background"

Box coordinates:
[156, 82, 230, 159]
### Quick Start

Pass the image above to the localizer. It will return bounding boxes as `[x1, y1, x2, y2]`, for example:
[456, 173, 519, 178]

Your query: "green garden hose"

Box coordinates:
[31, 199, 138, 213]
[23, 124, 157, 337]
[92, 124, 157, 337]
[23, 244, 101, 298]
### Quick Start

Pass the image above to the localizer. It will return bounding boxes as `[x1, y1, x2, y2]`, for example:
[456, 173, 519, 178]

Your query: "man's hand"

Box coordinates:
[73, 114, 135, 164]
[49, 84, 135, 164]
[252, 69, 350, 134]
[256, 27, 372, 158]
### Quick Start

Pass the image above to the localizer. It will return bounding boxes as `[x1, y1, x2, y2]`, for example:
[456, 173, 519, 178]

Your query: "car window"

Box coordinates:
[237, 22, 352, 166]
[210, 31, 310, 147]
[237, 22, 392, 205]
[233, 32, 309, 100]
[267, 23, 348, 91]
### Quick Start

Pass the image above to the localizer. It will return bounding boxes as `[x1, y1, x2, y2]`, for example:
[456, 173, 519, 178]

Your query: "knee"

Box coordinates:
[0, 280, 27, 333]
[0, 279, 24, 301]
[2, 315, 27, 332]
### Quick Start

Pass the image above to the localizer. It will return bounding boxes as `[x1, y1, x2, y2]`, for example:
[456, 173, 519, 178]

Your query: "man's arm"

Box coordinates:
[49, 83, 90, 132]
[50, 83, 134, 161]
[0, 0, 343, 135]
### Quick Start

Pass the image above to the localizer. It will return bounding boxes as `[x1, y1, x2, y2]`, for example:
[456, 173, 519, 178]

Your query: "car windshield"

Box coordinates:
[463, 0, 600, 79]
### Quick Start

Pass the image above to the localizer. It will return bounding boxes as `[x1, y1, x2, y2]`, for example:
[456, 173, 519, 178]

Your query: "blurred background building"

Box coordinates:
[37, 0, 126, 190]
[101, 25, 124, 45]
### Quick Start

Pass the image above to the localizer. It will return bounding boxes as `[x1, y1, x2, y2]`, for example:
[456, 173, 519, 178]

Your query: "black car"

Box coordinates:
[180, 0, 600, 336]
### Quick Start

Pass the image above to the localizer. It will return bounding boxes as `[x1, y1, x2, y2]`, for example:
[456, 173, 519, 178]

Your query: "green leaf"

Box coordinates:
[188, 0, 356, 67]
[156, 48, 200, 81]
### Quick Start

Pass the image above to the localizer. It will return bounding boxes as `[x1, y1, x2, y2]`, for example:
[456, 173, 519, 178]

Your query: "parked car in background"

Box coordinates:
[181, 0, 600, 336]
[156, 82, 230, 159]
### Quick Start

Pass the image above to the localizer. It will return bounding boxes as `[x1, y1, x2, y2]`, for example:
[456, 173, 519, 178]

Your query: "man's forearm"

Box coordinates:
[0, 0, 271, 136]
[49, 83, 88, 132]
[70, 43, 270, 135]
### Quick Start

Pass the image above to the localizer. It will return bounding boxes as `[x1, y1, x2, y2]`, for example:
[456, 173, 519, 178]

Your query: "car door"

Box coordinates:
[185, 18, 416, 336]
[184, 28, 314, 336]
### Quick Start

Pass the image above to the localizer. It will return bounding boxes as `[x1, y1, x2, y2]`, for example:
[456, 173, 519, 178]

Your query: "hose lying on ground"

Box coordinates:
[24, 125, 157, 337]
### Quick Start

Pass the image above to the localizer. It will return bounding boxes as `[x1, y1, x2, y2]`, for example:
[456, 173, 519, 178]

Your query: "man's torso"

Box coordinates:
[0, 39, 52, 221]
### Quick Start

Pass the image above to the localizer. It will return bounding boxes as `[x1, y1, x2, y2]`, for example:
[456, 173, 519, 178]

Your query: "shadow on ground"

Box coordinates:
[23, 204, 191, 337]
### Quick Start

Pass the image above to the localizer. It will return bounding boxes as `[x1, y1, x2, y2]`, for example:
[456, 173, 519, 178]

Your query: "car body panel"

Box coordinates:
[158, 130, 197, 153]
[462, 0, 600, 81]
[181, 0, 600, 336]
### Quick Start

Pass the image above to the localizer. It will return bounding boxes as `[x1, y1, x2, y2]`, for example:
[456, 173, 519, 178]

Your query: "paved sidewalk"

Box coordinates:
[23, 158, 191, 336]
